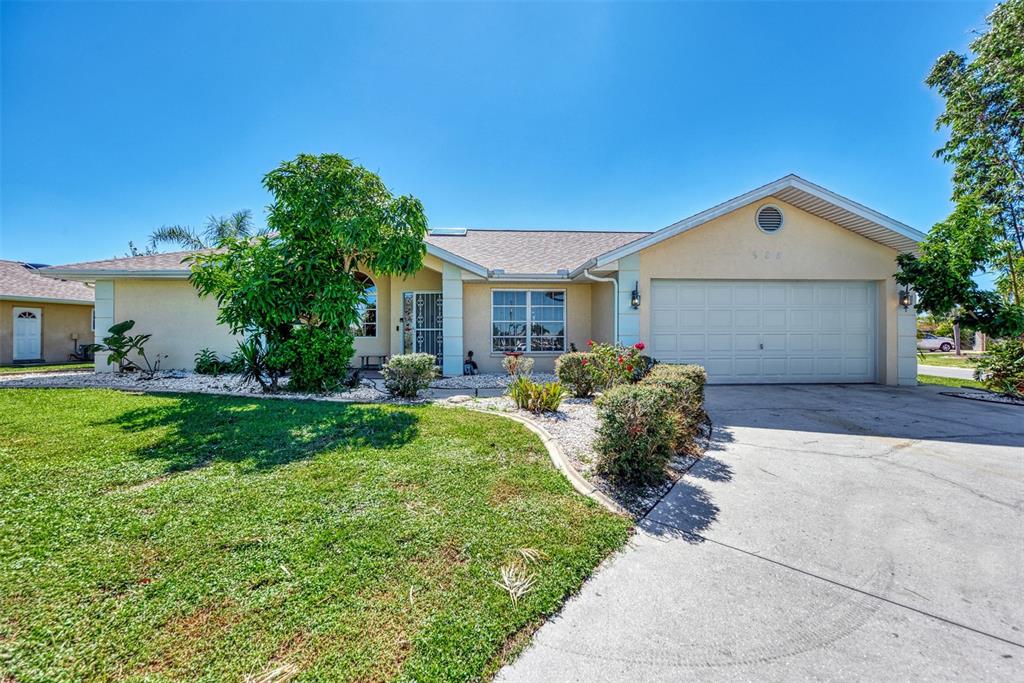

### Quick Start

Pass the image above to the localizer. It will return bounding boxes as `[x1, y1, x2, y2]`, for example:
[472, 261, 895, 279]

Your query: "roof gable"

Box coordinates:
[0, 259, 94, 303]
[593, 175, 925, 267]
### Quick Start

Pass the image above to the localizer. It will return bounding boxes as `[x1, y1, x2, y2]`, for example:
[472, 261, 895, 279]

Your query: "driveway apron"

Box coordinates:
[498, 384, 1024, 681]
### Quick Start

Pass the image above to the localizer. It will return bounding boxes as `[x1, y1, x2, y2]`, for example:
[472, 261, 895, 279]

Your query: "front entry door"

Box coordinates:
[402, 292, 443, 364]
[13, 307, 42, 361]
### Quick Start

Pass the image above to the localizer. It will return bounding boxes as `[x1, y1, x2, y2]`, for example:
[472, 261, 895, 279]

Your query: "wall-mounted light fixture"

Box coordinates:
[899, 288, 913, 310]
[630, 281, 641, 309]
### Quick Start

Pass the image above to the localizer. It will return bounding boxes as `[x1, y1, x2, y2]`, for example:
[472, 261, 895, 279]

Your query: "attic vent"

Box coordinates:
[756, 205, 784, 233]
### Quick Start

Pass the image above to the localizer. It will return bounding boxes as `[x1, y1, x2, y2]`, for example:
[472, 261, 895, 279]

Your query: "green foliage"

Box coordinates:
[193, 348, 231, 376]
[190, 153, 428, 392]
[974, 338, 1024, 396]
[89, 320, 165, 378]
[502, 354, 534, 377]
[382, 353, 437, 398]
[149, 210, 259, 251]
[902, 0, 1024, 334]
[594, 384, 677, 483]
[641, 364, 707, 454]
[585, 340, 648, 389]
[280, 327, 356, 393]
[508, 376, 565, 413]
[232, 336, 277, 391]
[555, 352, 596, 398]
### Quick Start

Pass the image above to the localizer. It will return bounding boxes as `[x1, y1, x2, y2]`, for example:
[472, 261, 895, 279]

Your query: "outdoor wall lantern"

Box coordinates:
[899, 288, 913, 310]
[630, 282, 641, 309]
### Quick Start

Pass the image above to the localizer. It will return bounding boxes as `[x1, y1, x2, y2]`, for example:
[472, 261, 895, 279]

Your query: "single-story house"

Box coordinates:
[1, 259, 95, 365]
[40, 175, 924, 385]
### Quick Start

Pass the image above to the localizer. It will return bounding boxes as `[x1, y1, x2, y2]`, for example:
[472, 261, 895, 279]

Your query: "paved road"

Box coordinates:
[918, 364, 977, 381]
[499, 384, 1024, 681]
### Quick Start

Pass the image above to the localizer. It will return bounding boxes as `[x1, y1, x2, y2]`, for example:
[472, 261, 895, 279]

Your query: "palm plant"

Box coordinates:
[148, 209, 259, 251]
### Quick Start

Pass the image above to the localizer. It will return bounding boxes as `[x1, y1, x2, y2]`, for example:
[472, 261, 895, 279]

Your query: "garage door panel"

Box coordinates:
[649, 280, 876, 384]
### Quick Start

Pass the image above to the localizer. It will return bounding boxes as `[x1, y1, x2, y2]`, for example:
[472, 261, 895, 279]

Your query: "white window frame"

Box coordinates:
[490, 288, 566, 354]
[353, 273, 377, 338]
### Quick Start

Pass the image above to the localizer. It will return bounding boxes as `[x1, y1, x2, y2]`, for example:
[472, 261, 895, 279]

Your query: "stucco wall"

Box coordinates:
[462, 282, 593, 373]
[634, 196, 912, 384]
[0, 300, 94, 365]
[113, 279, 235, 370]
[589, 280, 615, 345]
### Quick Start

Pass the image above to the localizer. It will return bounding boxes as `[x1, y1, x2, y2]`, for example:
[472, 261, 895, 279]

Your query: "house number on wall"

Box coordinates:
[752, 250, 783, 260]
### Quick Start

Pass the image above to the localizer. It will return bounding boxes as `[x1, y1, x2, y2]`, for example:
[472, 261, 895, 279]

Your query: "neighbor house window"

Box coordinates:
[491, 290, 565, 353]
[353, 273, 377, 337]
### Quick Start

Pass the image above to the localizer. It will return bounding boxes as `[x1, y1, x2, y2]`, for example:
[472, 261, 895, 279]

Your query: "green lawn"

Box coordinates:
[916, 353, 985, 369]
[918, 374, 988, 390]
[0, 362, 92, 374]
[0, 389, 630, 682]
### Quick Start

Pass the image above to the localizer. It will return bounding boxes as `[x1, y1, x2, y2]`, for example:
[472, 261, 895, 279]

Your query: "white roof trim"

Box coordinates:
[39, 269, 190, 281]
[0, 294, 94, 305]
[424, 243, 489, 277]
[594, 174, 926, 267]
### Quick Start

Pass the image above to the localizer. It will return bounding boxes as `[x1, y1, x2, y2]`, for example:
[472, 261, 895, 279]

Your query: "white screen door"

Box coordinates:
[13, 307, 42, 361]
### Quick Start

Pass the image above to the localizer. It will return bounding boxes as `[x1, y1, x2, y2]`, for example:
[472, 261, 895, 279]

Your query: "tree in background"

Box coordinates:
[189, 153, 428, 392]
[149, 210, 260, 251]
[897, 0, 1024, 339]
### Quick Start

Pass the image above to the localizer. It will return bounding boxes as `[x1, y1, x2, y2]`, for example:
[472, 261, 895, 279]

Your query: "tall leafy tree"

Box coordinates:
[189, 154, 428, 392]
[898, 0, 1024, 338]
[149, 210, 259, 251]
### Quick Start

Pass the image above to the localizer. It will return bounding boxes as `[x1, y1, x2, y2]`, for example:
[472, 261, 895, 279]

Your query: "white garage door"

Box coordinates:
[650, 280, 877, 384]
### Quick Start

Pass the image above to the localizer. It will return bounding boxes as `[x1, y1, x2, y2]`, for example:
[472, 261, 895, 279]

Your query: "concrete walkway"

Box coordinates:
[499, 384, 1024, 681]
[918, 364, 977, 381]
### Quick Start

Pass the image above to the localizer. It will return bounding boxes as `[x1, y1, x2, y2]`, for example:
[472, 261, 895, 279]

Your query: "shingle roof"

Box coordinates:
[425, 229, 650, 274]
[0, 260, 94, 303]
[39, 250, 200, 274]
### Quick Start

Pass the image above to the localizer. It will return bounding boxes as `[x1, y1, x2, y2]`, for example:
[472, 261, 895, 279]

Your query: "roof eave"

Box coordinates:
[38, 269, 191, 281]
[0, 294, 94, 305]
[424, 243, 489, 278]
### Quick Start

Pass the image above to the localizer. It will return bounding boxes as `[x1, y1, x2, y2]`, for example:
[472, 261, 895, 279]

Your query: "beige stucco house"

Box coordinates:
[1, 259, 94, 365]
[41, 175, 924, 385]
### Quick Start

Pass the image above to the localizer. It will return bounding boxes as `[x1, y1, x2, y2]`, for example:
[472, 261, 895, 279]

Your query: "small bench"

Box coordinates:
[360, 354, 389, 370]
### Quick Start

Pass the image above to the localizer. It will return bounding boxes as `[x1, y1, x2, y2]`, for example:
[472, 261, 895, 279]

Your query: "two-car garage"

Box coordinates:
[649, 280, 877, 384]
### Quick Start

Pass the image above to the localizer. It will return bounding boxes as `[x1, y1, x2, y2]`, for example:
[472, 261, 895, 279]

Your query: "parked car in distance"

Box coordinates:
[918, 333, 954, 352]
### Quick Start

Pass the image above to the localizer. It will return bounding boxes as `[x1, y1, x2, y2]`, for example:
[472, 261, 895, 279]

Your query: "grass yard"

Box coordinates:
[918, 374, 988, 390]
[916, 353, 985, 369]
[0, 389, 630, 682]
[0, 362, 92, 374]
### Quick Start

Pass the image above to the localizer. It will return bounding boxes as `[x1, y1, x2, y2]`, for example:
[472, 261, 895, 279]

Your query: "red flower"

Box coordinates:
[581, 358, 588, 366]
[587, 339, 594, 346]
[617, 355, 623, 363]
[634, 341, 646, 351]
[626, 365, 634, 372]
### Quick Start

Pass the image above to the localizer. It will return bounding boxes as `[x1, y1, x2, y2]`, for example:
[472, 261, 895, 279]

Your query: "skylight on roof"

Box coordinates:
[428, 227, 467, 236]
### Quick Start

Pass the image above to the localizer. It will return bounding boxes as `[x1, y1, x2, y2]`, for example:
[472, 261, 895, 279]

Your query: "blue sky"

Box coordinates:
[0, 1, 994, 272]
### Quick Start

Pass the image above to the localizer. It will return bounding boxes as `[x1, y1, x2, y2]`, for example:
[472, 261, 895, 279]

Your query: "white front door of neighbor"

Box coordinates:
[12, 307, 42, 361]
[649, 280, 877, 384]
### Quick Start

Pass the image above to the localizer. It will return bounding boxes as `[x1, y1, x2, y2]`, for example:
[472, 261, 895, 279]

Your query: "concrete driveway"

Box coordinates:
[499, 384, 1024, 681]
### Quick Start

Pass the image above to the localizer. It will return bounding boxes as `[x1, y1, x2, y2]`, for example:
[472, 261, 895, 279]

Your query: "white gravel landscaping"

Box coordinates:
[429, 372, 557, 389]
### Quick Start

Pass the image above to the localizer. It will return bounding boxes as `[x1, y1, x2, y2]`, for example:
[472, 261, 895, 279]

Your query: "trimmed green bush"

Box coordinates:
[382, 353, 437, 398]
[555, 352, 596, 398]
[974, 338, 1024, 396]
[508, 376, 565, 413]
[281, 327, 356, 393]
[594, 383, 677, 483]
[642, 364, 707, 454]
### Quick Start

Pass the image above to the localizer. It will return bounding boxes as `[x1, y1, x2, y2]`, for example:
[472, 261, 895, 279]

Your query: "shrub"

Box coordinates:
[975, 338, 1024, 396]
[382, 353, 437, 398]
[642, 364, 708, 454]
[281, 327, 356, 393]
[88, 320, 166, 378]
[586, 340, 649, 389]
[508, 376, 565, 413]
[555, 352, 596, 398]
[502, 354, 534, 377]
[594, 384, 676, 483]
[234, 335, 279, 392]
[194, 348, 232, 376]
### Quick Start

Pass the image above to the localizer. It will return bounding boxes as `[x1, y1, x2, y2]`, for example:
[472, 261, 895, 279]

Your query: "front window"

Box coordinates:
[491, 290, 565, 353]
[353, 273, 377, 337]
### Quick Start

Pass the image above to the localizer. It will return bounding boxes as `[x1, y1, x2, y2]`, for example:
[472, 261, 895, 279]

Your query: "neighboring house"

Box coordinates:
[40, 175, 924, 385]
[0, 259, 95, 365]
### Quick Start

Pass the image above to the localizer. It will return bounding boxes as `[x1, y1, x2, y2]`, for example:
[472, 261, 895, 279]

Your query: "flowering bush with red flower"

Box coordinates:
[556, 341, 652, 396]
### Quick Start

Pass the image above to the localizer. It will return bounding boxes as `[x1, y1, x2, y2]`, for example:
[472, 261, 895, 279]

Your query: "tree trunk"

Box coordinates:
[953, 323, 961, 355]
